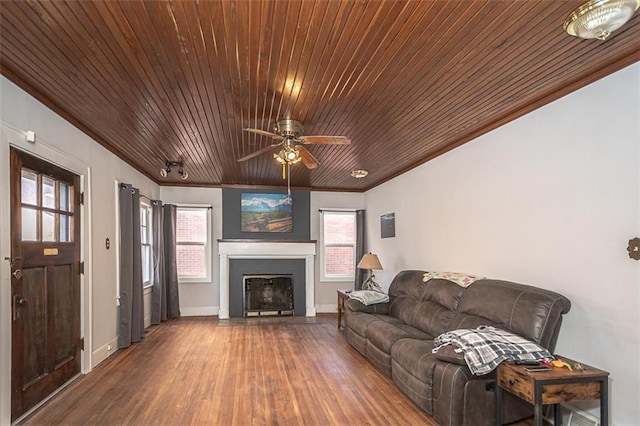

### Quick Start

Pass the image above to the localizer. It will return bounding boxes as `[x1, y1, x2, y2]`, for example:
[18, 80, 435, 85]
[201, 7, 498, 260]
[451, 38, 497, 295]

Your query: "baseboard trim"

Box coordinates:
[92, 337, 118, 368]
[315, 304, 338, 313]
[180, 306, 219, 317]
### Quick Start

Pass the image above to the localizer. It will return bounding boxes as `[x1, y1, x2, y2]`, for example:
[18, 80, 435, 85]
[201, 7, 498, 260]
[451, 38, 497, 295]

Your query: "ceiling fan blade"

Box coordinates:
[237, 145, 277, 162]
[298, 146, 320, 169]
[243, 128, 283, 140]
[298, 135, 351, 145]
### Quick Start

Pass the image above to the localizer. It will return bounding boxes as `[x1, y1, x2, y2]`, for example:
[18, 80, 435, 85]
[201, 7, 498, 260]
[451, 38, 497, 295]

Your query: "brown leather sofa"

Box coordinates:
[344, 270, 571, 426]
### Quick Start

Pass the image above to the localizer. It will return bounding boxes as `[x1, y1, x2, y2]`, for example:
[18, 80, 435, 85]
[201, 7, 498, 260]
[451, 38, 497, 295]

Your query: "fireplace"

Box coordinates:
[218, 240, 316, 319]
[244, 275, 294, 317]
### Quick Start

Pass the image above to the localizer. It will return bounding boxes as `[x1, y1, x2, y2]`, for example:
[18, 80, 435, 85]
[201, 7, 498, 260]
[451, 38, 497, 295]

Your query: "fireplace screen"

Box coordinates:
[244, 275, 294, 317]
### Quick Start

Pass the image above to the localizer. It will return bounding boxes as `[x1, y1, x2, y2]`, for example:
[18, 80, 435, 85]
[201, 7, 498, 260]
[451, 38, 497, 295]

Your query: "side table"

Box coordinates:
[496, 356, 609, 426]
[337, 290, 351, 329]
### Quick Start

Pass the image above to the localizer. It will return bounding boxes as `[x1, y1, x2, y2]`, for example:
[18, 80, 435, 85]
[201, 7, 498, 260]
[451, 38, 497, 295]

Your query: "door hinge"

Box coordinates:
[80, 192, 84, 205]
[79, 261, 84, 275]
[80, 337, 85, 351]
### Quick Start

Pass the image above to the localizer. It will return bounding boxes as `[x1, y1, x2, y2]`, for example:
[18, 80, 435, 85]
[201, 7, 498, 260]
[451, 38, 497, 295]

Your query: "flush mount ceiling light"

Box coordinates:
[160, 161, 188, 180]
[350, 169, 369, 179]
[564, 0, 640, 40]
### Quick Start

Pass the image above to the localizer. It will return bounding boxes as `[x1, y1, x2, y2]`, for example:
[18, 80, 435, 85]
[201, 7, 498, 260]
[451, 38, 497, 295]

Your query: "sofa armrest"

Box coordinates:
[434, 346, 467, 366]
[345, 298, 390, 314]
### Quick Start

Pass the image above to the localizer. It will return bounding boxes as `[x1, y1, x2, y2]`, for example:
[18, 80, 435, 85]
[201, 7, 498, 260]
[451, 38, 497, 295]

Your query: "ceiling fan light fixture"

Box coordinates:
[284, 148, 299, 162]
[564, 0, 640, 40]
[242, 119, 347, 171]
[351, 169, 369, 179]
[274, 147, 301, 165]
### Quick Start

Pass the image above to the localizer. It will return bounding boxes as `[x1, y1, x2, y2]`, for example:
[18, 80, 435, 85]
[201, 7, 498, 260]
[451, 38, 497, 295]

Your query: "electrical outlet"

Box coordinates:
[107, 344, 112, 351]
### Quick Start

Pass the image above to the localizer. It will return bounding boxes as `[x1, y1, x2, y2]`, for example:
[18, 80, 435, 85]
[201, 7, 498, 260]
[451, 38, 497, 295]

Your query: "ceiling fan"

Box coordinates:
[238, 118, 350, 170]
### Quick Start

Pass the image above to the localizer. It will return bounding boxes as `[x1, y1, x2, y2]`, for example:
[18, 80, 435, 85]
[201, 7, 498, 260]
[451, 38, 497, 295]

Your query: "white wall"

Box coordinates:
[311, 191, 365, 311]
[159, 188, 364, 316]
[364, 63, 640, 424]
[0, 76, 159, 425]
[159, 186, 222, 316]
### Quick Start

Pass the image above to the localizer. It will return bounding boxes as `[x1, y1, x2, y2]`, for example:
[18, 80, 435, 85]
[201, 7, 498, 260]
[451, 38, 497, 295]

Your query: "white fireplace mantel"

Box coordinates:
[218, 240, 317, 319]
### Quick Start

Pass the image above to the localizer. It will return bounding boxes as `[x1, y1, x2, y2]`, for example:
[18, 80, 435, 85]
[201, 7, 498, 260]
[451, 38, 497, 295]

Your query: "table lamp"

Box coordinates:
[357, 253, 383, 292]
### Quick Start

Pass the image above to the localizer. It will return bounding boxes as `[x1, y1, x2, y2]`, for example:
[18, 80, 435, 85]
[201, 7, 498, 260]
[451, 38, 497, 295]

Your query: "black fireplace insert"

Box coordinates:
[244, 275, 294, 317]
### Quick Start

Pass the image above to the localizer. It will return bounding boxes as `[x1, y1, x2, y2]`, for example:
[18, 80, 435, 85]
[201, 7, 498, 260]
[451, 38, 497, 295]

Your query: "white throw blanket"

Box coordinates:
[348, 290, 389, 306]
[422, 271, 483, 288]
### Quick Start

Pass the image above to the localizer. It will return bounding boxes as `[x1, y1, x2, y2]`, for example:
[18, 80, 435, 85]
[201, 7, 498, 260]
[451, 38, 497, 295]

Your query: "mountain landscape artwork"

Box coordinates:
[241, 193, 293, 233]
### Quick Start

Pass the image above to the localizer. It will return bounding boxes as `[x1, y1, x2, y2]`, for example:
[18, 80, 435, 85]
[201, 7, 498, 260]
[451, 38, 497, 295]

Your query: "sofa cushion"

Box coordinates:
[410, 279, 465, 336]
[387, 271, 465, 337]
[366, 318, 431, 354]
[390, 338, 437, 382]
[345, 311, 383, 337]
[448, 279, 571, 349]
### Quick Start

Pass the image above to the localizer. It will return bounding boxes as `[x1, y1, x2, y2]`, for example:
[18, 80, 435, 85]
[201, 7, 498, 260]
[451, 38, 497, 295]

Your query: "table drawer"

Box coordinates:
[498, 366, 535, 403]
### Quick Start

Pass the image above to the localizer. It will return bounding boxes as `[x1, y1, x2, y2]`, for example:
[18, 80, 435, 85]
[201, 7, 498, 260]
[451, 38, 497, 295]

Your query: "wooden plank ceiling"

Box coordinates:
[1, 1, 639, 191]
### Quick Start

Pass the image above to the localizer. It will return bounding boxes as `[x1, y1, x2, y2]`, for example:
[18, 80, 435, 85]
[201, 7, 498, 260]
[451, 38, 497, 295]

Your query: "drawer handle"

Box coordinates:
[509, 379, 516, 386]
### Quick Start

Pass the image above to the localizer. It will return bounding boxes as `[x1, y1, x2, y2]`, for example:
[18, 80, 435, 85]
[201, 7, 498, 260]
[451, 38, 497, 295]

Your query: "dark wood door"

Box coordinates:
[10, 148, 82, 421]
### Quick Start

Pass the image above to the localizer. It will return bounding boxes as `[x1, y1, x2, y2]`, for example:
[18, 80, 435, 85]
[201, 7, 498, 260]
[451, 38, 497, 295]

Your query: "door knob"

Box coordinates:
[12, 269, 23, 280]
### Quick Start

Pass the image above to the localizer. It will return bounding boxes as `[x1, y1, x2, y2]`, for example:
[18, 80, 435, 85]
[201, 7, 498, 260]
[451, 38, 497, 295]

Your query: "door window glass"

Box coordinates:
[60, 215, 70, 242]
[42, 211, 56, 242]
[21, 208, 38, 241]
[42, 176, 56, 209]
[21, 170, 38, 205]
[59, 183, 70, 212]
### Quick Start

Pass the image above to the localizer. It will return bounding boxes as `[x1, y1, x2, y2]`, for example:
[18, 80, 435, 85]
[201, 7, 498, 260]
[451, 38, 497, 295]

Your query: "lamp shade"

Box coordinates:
[357, 253, 383, 270]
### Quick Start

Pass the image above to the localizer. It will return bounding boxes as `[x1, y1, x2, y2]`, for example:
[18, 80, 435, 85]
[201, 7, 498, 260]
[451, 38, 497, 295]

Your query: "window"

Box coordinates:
[320, 211, 356, 281]
[176, 206, 211, 282]
[21, 168, 75, 243]
[140, 201, 152, 288]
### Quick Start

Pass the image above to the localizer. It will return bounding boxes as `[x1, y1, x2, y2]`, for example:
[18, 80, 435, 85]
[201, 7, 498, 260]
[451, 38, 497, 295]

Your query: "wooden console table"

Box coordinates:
[337, 290, 351, 329]
[496, 356, 609, 426]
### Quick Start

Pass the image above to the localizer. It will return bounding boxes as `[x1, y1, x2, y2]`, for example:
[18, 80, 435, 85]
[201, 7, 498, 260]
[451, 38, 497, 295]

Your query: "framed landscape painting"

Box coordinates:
[241, 193, 293, 233]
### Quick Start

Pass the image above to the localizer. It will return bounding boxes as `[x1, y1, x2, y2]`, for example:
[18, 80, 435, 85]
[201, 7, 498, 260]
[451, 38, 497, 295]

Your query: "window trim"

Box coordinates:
[176, 205, 212, 284]
[319, 210, 357, 282]
[140, 200, 153, 289]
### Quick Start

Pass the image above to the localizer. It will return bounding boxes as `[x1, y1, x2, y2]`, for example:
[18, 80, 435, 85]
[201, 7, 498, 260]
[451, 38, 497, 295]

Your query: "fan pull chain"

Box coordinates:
[287, 163, 291, 200]
[282, 163, 286, 180]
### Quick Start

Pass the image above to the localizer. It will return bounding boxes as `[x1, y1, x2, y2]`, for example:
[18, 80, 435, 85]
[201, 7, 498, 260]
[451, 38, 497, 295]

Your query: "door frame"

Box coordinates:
[1, 125, 93, 423]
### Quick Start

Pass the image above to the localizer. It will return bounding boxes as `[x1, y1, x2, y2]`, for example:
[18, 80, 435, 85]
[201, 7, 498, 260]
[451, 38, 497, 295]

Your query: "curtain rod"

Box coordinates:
[318, 208, 358, 212]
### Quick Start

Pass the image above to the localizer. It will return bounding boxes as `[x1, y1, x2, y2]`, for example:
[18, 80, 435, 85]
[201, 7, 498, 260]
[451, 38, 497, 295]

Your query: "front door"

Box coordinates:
[10, 148, 82, 421]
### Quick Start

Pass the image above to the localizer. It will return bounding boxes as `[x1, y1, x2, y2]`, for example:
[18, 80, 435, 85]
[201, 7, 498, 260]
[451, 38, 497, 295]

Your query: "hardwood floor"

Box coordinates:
[20, 315, 436, 425]
[21, 314, 540, 425]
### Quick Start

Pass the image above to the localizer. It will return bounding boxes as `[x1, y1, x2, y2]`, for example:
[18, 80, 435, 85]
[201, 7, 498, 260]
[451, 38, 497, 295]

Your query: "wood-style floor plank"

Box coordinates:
[20, 314, 542, 425]
[20, 315, 437, 425]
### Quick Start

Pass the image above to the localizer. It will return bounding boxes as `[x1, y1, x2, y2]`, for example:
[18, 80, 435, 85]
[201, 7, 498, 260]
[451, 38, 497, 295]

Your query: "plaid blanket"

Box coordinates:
[432, 325, 553, 375]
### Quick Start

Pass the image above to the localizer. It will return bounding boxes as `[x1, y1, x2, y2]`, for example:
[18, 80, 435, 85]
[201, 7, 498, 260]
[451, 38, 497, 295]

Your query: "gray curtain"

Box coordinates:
[118, 183, 144, 348]
[163, 204, 181, 319]
[150, 201, 166, 324]
[355, 209, 366, 290]
[150, 202, 180, 323]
